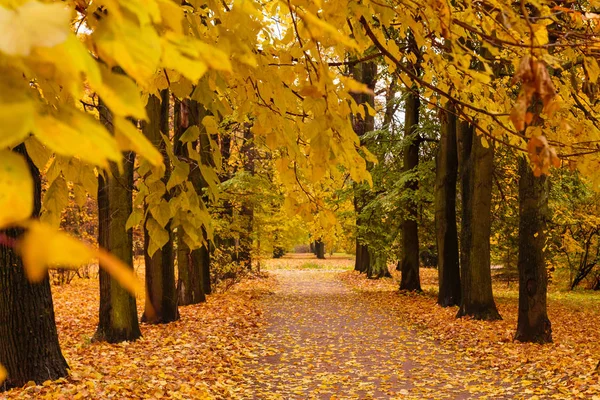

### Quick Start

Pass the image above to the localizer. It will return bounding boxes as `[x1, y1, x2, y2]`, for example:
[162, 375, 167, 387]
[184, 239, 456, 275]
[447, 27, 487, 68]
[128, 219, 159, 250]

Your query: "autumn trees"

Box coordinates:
[5, 0, 600, 387]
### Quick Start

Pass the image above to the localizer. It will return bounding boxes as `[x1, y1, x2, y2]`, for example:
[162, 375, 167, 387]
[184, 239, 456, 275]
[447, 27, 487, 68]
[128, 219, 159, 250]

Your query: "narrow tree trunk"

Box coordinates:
[174, 98, 207, 303]
[0, 144, 68, 389]
[456, 123, 501, 320]
[399, 90, 422, 291]
[141, 91, 179, 324]
[94, 104, 142, 343]
[435, 103, 461, 307]
[351, 60, 377, 276]
[515, 156, 552, 343]
[238, 124, 256, 270]
[310, 241, 315, 254]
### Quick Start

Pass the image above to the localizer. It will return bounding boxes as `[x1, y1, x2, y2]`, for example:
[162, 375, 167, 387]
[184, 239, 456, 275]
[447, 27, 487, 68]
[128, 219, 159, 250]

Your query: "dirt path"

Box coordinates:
[238, 269, 504, 399]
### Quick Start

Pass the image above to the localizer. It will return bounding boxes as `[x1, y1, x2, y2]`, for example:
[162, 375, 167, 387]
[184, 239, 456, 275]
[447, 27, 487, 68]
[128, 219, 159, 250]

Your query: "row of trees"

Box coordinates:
[3, 0, 600, 389]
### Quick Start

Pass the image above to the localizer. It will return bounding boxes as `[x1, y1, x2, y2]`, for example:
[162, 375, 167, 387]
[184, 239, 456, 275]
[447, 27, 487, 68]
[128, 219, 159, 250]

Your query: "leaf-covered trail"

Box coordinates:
[239, 268, 495, 399]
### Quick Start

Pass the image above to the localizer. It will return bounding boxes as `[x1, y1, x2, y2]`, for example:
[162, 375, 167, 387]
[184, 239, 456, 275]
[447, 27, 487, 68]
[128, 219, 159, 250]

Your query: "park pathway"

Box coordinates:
[238, 268, 508, 399]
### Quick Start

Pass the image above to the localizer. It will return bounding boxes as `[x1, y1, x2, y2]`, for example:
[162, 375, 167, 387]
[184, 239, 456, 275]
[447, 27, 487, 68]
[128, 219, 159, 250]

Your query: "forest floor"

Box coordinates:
[4, 255, 600, 399]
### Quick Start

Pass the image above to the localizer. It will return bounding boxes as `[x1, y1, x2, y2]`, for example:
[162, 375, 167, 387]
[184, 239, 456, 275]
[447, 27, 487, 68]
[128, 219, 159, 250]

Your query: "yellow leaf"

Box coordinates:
[157, 0, 183, 34]
[0, 363, 6, 384]
[114, 117, 163, 166]
[20, 221, 94, 282]
[481, 136, 489, 148]
[35, 110, 122, 168]
[0, 150, 33, 228]
[201, 116, 219, 135]
[20, 221, 143, 295]
[585, 57, 600, 83]
[294, 7, 358, 49]
[95, 14, 161, 84]
[94, 67, 147, 120]
[0, 92, 35, 149]
[0, 0, 70, 56]
[97, 248, 144, 295]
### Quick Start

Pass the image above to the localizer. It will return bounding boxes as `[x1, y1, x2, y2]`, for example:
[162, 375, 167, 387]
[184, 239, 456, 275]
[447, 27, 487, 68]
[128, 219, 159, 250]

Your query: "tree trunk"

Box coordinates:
[315, 240, 325, 259]
[515, 156, 552, 343]
[310, 241, 315, 254]
[141, 91, 179, 324]
[0, 144, 68, 389]
[354, 240, 366, 272]
[456, 123, 501, 320]
[238, 124, 256, 270]
[351, 59, 377, 276]
[399, 90, 422, 291]
[174, 98, 208, 303]
[435, 103, 461, 307]
[94, 103, 142, 343]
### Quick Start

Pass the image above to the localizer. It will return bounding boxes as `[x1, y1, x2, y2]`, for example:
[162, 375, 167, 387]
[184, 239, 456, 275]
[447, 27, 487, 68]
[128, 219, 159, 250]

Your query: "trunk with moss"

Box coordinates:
[0, 144, 68, 389]
[515, 156, 552, 343]
[456, 122, 501, 320]
[435, 103, 461, 307]
[94, 104, 142, 343]
[141, 90, 179, 324]
[174, 98, 208, 304]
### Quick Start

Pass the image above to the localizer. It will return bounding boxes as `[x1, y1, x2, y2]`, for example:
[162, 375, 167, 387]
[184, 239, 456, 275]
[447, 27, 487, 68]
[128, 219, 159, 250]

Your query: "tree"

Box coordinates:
[456, 122, 501, 320]
[435, 103, 461, 307]
[174, 98, 208, 304]
[515, 156, 552, 343]
[94, 104, 142, 343]
[399, 88, 422, 292]
[351, 59, 378, 275]
[141, 91, 179, 324]
[315, 239, 326, 259]
[0, 145, 68, 388]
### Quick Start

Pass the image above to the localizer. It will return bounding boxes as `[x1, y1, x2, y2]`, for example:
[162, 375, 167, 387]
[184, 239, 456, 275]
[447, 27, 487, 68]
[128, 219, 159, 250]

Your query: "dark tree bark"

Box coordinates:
[315, 240, 325, 259]
[456, 122, 501, 320]
[351, 59, 378, 276]
[174, 98, 208, 304]
[0, 144, 68, 389]
[354, 240, 367, 272]
[238, 124, 256, 270]
[399, 90, 422, 291]
[94, 103, 142, 343]
[310, 241, 315, 254]
[515, 156, 552, 343]
[435, 103, 461, 307]
[141, 90, 179, 324]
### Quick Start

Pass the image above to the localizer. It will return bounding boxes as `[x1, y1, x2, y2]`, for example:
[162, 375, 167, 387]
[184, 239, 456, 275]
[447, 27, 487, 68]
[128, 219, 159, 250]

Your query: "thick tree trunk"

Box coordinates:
[515, 156, 552, 343]
[315, 240, 325, 259]
[141, 91, 179, 324]
[0, 144, 68, 389]
[176, 238, 205, 305]
[399, 91, 422, 291]
[354, 240, 367, 273]
[435, 104, 461, 307]
[456, 123, 501, 320]
[174, 98, 208, 303]
[367, 253, 391, 279]
[94, 104, 142, 343]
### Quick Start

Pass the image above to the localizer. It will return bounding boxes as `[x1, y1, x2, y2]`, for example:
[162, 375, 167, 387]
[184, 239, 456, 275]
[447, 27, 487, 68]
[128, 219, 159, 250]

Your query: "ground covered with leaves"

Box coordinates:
[5, 266, 273, 399]
[5, 255, 600, 399]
